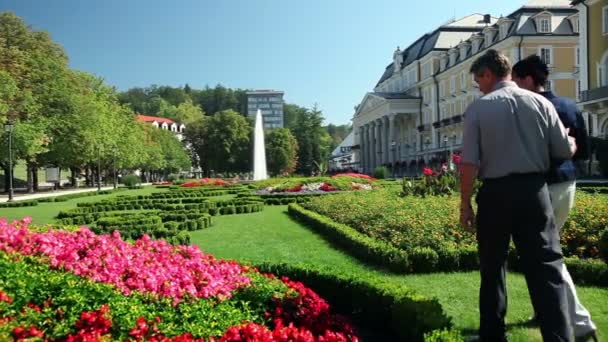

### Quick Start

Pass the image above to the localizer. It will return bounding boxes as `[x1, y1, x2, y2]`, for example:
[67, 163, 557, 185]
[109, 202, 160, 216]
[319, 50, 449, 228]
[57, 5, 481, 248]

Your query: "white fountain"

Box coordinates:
[252, 109, 268, 180]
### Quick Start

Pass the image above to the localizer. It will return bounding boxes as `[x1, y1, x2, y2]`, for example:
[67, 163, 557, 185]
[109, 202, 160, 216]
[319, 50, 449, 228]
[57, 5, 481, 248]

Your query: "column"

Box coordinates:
[375, 121, 382, 170]
[365, 124, 372, 174]
[388, 114, 396, 165]
[359, 126, 365, 173]
[383, 116, 390, 165]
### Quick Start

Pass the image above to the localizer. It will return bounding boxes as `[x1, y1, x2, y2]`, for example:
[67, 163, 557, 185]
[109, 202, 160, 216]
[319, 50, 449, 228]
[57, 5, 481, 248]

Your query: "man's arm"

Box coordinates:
[460, 103, 480, 232]
[548, 104, 576, 160]
[460, 163, 477, 231]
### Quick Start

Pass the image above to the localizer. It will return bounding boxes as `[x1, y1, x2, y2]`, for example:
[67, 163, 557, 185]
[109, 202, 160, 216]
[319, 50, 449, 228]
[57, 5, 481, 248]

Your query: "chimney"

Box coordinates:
[483, 14, 491, 24]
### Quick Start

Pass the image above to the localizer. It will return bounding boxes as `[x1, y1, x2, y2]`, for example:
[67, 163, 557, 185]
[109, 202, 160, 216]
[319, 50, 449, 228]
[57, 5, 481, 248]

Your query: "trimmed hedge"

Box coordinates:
[288, 204, 478, 273]
[38, 189, 123, 203]
[238, 192, 341, 206]
[0, 200, 38, 208]
[255, 262, 451, 342]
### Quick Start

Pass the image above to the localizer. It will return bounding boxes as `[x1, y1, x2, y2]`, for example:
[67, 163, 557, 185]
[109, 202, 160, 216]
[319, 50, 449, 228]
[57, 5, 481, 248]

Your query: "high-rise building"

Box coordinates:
[246, 90, 284, 129]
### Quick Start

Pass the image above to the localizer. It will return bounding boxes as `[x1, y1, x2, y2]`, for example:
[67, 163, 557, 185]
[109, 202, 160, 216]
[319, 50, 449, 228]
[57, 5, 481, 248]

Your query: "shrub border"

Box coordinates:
[255, 262, 452, 342]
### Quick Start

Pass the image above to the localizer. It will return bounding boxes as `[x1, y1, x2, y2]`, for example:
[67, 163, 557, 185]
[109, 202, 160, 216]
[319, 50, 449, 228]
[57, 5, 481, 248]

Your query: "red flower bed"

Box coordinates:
[319, 183, 337, 192]
[180, 178, 229, 188]
[332, 173, 376, 181]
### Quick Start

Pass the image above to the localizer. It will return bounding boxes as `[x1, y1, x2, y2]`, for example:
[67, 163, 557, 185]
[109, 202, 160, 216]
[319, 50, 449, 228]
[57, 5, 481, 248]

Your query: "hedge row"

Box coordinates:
[290, 204, 608, 286]
[255, 262, 452, 342]
[0, 200, 38, 208]
[287, 204, 478, 274]
[38, 189, 123, 203]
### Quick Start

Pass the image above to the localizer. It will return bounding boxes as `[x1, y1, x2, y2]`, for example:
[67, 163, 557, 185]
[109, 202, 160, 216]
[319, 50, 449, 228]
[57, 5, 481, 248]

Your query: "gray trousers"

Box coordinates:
[476, 174, 572, 342]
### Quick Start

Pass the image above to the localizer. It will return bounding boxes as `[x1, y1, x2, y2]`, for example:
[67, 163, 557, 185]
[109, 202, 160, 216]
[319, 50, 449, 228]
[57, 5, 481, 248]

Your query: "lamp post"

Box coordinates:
[390, 140, 397, 178]
[443, 136, 448, 164]
[4, 121, 15, 202]
[112, 147, 118, 190]
[450, 134, 457, 170]
[97, 145, 102, 192]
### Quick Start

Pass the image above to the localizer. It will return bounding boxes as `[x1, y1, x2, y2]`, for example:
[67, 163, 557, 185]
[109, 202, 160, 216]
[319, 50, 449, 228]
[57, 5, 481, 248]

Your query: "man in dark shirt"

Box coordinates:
[513, 55, 596, 342]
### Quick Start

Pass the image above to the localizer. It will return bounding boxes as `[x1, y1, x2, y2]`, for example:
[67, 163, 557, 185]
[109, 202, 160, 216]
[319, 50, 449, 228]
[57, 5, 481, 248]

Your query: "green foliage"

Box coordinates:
[253, 176, 375, 192]
[290, 104, 331, 175]
[373, 166, 388, 179]
[423, 328, 465, 342]
[0, 200, 38, 208]
[265, 128, 298, 175]
[121, 174, 141, 189]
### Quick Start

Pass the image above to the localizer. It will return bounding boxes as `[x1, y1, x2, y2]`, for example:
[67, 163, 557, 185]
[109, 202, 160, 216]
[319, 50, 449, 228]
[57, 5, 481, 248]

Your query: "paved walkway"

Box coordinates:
[0, 187, 116, 203]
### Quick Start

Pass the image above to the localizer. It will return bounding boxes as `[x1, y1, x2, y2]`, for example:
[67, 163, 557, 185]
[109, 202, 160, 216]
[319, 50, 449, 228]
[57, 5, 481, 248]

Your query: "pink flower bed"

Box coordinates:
[0, 218, 250, 301]
[331, 173, 376, 181]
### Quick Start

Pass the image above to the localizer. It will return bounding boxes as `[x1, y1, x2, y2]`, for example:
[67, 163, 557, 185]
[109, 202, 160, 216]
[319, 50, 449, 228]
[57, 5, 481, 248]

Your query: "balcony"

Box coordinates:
[580, 86, 608, 104]
[451, 114, 464, 124]
[432, 121, 441, 129]
[417, 124, 431, 132]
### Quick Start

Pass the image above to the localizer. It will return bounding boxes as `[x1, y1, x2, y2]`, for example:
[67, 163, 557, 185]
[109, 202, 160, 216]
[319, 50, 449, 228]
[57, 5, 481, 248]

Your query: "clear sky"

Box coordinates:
[1, 0, 528, 125]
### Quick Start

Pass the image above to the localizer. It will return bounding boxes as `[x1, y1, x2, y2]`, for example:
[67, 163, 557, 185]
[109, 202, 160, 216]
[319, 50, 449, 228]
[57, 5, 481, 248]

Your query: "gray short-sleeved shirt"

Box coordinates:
[461, 81, 573, 180]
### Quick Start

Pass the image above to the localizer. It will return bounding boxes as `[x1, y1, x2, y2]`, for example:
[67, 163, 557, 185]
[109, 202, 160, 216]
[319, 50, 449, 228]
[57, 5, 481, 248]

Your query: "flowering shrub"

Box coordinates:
[181, 178, 230, 188]
[401, 165, 458, 197]
[0, 219, 361, 341]
[0, 218, 250, 301]
[256, 177, 376, 194]
[332, 173, 376, 180]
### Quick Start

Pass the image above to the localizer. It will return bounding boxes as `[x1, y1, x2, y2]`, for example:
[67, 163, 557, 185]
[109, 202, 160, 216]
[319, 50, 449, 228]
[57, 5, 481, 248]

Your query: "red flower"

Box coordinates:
[319, 183, 337, 192]
[452, 153, 461, 165]
[422, 167, 434, 176]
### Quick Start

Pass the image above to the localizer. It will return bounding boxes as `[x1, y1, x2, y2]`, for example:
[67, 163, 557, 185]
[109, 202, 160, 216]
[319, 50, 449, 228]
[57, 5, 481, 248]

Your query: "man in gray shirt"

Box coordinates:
[460, 50, 576, 341]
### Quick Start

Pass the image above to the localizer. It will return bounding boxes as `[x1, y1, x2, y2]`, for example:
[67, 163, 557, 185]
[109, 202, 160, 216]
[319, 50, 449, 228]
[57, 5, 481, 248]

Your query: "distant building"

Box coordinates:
[328, 131, 357, 172]
[136, 115, 186, 141]
[246, 90, 284, 129]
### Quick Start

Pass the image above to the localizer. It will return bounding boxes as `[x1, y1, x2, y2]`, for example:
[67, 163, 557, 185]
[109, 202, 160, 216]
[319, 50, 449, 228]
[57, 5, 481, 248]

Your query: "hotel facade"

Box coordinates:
[353, 0, 581, 175]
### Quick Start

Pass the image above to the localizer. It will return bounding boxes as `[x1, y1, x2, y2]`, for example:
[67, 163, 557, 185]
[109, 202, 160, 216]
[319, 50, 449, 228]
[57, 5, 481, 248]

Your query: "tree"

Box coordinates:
[283, 103, 307, 130]
[185, 110, 251, 175]
[266, 128, 298, 175]
[325, 123, 352, 152]
[291, 104, 331, 175]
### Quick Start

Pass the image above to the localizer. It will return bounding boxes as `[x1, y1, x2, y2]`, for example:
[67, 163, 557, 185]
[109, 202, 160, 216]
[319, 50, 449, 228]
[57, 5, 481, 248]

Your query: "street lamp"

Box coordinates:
[112, 147, 118, 190]
[390, 140, 397, 178]
[443, 136, 448, 164]
[97, 145, 102, 191]
[4, 121, 14, 202]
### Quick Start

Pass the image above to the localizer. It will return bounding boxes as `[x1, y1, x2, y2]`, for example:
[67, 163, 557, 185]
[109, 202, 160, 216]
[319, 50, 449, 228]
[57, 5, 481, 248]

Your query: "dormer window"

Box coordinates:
[449, 49, 458, 66]
[471, 35, 483, 54]
[535, 12, 552, 33]
[440, 54, 448, 71]
[458, 42, 470, 61]
[568, 15, 579, 33]
[498, 18, 514, 40]
[484, 31, 493, 48]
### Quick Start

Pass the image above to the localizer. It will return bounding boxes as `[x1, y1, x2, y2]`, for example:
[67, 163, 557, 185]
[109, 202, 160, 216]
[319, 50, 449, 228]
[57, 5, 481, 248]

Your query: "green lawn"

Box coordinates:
[0, 187, 165, 224]
[191, 206, 608, 341]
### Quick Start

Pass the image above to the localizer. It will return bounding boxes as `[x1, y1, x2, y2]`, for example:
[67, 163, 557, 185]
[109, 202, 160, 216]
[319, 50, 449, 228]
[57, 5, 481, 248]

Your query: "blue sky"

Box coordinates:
[1, 0, 527, 124]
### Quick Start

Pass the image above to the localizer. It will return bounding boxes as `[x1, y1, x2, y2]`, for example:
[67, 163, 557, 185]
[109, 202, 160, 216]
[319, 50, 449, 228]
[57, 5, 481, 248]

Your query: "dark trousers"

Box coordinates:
[476, 174, 572, 342]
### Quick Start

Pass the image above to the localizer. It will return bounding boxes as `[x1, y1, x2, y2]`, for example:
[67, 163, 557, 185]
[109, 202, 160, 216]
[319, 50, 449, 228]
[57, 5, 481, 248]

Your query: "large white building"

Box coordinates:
[353, 0, 580, 176]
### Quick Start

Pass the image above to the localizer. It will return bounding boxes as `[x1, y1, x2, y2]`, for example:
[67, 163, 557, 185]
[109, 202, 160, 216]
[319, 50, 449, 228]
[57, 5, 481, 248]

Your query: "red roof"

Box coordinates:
[136, 115, 176, 124]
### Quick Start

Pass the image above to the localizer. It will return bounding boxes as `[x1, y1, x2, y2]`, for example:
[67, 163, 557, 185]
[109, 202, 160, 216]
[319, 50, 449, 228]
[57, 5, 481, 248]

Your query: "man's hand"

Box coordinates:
[460, 204, 476, 233]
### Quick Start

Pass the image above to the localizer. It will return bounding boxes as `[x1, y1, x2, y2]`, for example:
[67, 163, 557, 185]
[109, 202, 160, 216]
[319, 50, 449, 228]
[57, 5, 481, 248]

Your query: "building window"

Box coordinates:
[604, 6, 608, 34]
[539, 47, 552, 66]
[460, 71, 467, 90]
[539, 17, 551, 33]
[450, 76, 456, 94]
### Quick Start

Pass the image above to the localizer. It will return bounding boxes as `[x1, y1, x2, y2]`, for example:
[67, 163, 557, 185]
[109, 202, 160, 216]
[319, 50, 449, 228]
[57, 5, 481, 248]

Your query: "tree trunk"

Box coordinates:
[26, 161, 34, 193]
[3, 167, 8, 193]
[57, 168, 62, 189]
[85, 167, 91, 187]
[32, 164, 39, 192]
[70, 168, 77, 188]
